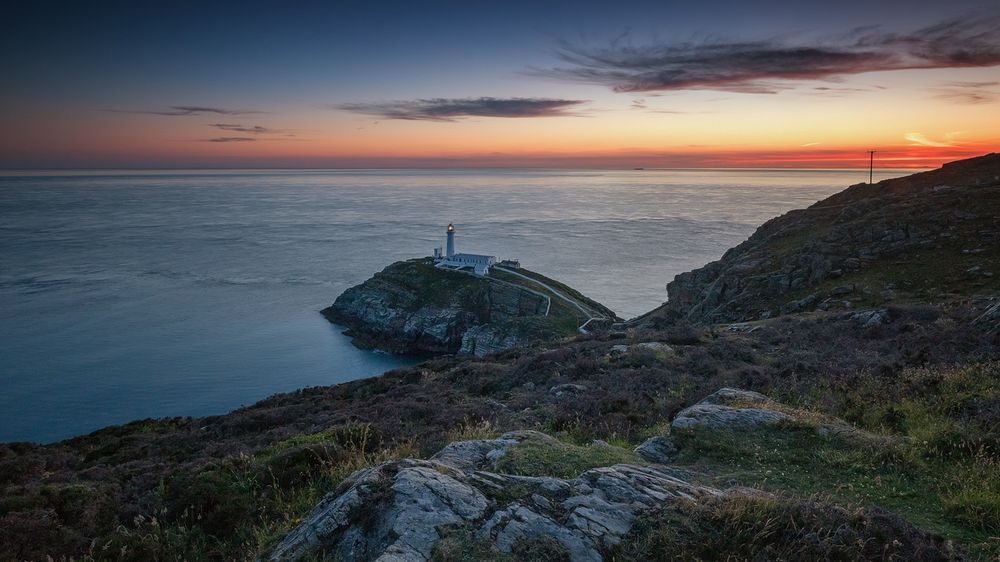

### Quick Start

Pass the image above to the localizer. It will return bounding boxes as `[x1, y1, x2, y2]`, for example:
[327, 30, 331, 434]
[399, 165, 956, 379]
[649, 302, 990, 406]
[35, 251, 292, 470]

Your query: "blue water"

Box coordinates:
[0, 168, 910, 443]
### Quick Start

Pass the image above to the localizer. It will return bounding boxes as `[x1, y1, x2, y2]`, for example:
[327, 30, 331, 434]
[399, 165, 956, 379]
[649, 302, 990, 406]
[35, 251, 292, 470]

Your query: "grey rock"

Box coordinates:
[830, 285, 854, 296]
[634, 436, 677, 464]
[431, 435, 520, 471]
[698, 387, 773, 407]
[671, 388, 790, 433]
[851, 309, 888, 327]
[549, 383, 587, 398]
[267, 460, 489, 562]
[270, 438, 719, 562]
[672, 404, 790, 432]
[635, 341, 673, 353]
[609, 344, 629, 353]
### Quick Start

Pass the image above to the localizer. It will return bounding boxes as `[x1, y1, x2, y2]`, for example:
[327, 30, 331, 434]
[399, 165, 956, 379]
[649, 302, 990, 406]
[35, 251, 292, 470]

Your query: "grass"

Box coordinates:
[666, 361, 1000, 560]
[495, 433, 644, 479]
[611, 492, 961, 562]
[88, 424, 418, 561]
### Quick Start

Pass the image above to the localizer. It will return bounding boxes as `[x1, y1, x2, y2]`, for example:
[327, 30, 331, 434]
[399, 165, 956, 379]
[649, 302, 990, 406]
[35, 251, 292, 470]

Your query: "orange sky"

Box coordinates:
[2, 3, 998, 169]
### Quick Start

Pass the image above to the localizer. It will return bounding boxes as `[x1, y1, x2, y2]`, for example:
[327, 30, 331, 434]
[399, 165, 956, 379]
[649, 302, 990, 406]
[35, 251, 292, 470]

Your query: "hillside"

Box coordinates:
[652, 153, 1000, 324]
[0, 158, 998, 561]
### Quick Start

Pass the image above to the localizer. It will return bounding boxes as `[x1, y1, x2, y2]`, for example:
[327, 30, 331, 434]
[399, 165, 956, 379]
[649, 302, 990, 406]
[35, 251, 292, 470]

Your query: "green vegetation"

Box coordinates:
[491, 266, 618, 320]
[764, 245, 1000, 313]
[495, 433, 645, 479]
[90, 424, 418, 561]
[613, 493, 959, 562]
[667, 362, 1000, 560]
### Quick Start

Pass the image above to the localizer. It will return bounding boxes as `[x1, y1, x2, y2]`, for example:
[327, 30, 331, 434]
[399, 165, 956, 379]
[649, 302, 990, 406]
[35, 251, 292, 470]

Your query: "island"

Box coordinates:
[323, 224, 620, 356]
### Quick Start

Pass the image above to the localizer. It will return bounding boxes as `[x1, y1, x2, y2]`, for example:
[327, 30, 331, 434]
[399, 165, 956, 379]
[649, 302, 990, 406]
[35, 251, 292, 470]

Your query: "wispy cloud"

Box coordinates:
[531, 12, 1000, 93]
[904, 132, 958, 147]
[204, 137, 256, 143]
[112, 106, 265, 116]
[934, 81, 1000, 104]
[208, 123, 294, 136]
[336, 97, 587, 121]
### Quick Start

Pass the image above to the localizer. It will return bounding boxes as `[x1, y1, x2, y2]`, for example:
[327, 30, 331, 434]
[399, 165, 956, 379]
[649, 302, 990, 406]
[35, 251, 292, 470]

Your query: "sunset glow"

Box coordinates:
[2, 1, 998, 169]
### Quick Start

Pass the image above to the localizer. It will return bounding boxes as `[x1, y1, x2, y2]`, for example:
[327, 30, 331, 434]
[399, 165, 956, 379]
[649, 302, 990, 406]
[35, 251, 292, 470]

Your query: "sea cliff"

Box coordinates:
[323, 258, 618, 357]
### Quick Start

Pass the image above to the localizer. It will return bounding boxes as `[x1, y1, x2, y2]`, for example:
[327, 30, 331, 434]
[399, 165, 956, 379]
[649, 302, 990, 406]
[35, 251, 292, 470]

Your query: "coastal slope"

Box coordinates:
[652, 153, 1000, 324]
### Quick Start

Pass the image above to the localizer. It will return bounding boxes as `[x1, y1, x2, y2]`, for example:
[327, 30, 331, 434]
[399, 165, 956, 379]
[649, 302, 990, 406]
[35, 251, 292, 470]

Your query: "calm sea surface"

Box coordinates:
[0, 168, 910, 443]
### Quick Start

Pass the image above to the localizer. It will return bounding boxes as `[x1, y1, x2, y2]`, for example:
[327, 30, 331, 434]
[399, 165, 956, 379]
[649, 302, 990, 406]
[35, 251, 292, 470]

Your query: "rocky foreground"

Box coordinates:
[267, 389, 951, 562]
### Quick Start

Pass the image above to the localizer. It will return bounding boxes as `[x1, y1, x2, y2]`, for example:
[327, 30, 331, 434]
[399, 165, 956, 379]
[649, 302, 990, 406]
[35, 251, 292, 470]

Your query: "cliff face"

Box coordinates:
[658, 153, 1000, 324]
[323, 259, 593, 356]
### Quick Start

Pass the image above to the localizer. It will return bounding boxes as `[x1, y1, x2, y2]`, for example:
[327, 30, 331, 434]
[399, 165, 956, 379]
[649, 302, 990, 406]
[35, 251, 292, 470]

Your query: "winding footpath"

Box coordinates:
[494, 266, 606, 333]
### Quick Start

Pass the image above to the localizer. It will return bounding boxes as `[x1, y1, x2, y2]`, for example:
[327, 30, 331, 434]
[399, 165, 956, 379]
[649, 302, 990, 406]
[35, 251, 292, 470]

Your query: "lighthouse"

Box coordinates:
[434, 223, 498, 276]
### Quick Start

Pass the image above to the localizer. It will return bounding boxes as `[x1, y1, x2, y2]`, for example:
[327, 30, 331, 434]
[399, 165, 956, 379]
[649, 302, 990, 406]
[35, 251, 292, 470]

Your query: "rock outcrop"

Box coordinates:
[657, 154, 1000, 323]
[268, 389, 898, 562]
[324, 259, 611, 356]
[670, 387, 883, 444]
[633, 436, 677, 464]
[268, 431, 718, 562]
[671, 388, 792, 433]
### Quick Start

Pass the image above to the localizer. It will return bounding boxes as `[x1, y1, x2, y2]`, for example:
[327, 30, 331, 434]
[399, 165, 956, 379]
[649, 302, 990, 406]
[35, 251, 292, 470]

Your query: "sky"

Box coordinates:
[2, 0, 999, 169]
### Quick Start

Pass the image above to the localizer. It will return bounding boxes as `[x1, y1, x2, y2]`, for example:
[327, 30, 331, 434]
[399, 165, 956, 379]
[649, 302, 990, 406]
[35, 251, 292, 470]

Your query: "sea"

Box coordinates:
[0, 168, 912, 443]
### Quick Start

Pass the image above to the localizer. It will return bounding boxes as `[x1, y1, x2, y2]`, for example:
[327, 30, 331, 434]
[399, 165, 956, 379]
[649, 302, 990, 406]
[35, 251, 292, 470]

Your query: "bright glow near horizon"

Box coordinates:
[2, 1, 998, 169]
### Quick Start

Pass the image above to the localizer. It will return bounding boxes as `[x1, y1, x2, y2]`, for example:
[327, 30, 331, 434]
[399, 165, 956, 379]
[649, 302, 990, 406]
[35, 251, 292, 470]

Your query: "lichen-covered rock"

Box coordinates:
[671, 388, 791, 433]
[633, 436, 678, 464]
[671, 388, 885, 446]
[268, 435, 718, 562]
[431, 431, 551, 471]
[672, 404, 790, 432]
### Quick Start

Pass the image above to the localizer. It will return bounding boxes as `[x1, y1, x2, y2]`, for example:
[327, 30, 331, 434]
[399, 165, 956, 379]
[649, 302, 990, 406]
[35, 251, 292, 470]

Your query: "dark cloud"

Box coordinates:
[209, 123, 285, 135]
[532, 13, 1000, 93]
[336, 97, 587, 121]
[205, 137, 256, 142]
[112, 106, 264, 116]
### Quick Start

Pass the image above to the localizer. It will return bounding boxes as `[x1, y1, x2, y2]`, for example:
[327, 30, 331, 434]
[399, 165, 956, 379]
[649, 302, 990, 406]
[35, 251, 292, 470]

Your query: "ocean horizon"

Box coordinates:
[1, 167, 914, 443]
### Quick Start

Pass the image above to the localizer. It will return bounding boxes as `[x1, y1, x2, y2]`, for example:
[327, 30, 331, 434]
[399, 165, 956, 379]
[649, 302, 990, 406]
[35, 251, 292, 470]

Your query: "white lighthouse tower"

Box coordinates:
[434, 223, 498, 276]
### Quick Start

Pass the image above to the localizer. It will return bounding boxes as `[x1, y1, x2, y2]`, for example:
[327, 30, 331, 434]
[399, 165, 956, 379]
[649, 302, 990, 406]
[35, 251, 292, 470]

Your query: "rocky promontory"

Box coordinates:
[654, 153, 1000, 324]
[324, 258, 617, 357]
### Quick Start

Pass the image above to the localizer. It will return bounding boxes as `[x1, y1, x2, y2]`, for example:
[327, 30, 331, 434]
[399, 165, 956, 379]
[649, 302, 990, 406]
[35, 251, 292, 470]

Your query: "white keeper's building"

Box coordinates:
[433, 223, 498, 276]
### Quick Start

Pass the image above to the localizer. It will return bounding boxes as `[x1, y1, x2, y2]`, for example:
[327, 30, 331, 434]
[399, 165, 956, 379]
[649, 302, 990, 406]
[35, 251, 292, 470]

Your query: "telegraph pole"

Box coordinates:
[868, 149, 876, 184]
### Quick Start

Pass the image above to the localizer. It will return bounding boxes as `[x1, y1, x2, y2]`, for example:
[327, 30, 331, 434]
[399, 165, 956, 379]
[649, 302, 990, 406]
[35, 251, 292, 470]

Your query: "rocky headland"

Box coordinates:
[654, 153, 1000, 324]
[324, 258, 619, 357]
[1, 155, 998, 561]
